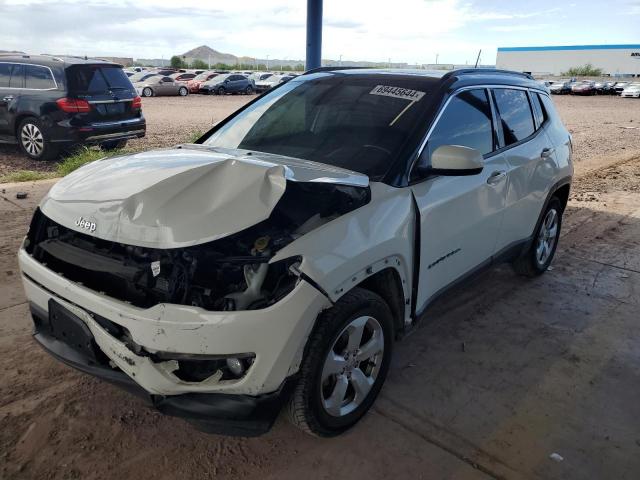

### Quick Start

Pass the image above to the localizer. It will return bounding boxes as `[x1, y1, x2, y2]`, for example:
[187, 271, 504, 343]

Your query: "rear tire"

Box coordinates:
[245, 85, 254, 95]
[286, 287, 394, 437]
[217, 87, 226, 95]
[179, 87, 188, 96]
[512, 197, 563, 277]
[17, 117, 59, 161]
[100, 140, 127, 151]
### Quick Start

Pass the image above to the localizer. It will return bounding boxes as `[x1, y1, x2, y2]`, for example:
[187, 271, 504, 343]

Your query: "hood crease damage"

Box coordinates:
[27, 147, 370, 316]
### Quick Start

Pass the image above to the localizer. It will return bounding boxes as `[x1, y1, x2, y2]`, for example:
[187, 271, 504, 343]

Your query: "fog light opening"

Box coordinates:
[226, 357, 245, 377]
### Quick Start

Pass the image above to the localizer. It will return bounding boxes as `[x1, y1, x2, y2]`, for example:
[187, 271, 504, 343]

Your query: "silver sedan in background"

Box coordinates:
[134, 76, 189, 97]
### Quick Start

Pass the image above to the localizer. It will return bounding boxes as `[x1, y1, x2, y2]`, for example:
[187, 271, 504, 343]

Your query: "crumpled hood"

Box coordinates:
[40, 146, 368, 249]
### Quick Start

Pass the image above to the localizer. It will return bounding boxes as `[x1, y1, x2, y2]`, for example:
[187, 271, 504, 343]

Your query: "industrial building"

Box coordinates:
[496, 44, 640, 77]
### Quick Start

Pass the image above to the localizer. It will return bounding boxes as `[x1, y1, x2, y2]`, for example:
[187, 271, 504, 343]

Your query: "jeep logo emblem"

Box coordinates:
[75, 217, 97, 233]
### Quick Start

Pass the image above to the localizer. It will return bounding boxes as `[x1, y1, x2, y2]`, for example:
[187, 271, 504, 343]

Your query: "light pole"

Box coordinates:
[339, 54, 342, 66]
[305, 0, 322, 69]
[266, 55, 270, 70]
[435, 53, 439, 65]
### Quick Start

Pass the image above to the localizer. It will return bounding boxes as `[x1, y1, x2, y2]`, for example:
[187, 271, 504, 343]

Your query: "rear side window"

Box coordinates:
[427, 89, 494, 158]
[24, 65, 56, 89]
[0, 63, 11, 87]
[538, 94, 561, 125]
[9, 64, 24, 88]
[529, 92, 547, 128]
[492, 89, 535, 145]
[66, 65, 133, 94]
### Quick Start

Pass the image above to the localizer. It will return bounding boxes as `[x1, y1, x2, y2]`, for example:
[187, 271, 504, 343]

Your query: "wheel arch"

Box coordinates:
[357, 267, 407, 338]
[13, 113, 39, 137]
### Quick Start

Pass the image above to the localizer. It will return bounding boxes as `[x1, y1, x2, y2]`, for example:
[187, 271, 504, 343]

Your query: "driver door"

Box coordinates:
[410, 88, 509, 311]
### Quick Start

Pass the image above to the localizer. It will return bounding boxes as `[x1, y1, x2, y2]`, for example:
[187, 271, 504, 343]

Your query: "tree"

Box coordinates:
[170, 55, 186, 69]
[191, 59, 209, 70]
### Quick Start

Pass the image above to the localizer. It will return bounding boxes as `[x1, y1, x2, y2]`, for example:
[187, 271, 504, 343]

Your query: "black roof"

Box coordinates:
[0, 53, 121, 68]
[302, 67, 543, 92]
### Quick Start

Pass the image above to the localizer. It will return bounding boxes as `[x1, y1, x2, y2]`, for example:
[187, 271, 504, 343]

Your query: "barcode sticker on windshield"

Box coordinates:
[370, 85, 425, 101]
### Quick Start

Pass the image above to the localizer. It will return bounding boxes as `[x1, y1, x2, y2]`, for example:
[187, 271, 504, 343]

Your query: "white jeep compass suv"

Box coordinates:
[19, 68, 572, 437]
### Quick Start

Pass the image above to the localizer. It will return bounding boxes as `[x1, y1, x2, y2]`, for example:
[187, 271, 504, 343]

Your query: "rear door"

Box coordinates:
[491, 88, 557, 251]
[411, 88, 509, 310]
[0, 63, 13, 134]
[65, 64, 138, 124]
[0, 63, 27, 136]
[158, 77, 176, 95]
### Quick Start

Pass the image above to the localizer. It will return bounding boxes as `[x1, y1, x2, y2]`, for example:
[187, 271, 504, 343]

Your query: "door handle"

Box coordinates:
[487, 170, 507, 185]
[541, 147, 555, 158]
[2, 95, 14, 102]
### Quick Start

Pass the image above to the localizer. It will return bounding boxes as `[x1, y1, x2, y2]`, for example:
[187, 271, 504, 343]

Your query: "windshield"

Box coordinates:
[194, 72, 212, 81]
[264, 75, 283, 83]
[67, 65, 134, 94]
[203, 73, 435, 179]
[129, 72, 156, 82]
[211, 74, 229, 83]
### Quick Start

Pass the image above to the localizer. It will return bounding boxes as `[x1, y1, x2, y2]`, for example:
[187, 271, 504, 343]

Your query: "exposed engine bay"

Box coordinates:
[25, 182, 369, 311]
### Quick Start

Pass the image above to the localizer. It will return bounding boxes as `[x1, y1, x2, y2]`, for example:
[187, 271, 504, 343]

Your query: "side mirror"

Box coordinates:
[418, 145, 484, 177]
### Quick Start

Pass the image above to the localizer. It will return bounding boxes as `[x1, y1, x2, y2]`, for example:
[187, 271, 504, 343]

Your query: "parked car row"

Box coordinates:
[125, 66, 299, 97]
[546, 79, 638, 96]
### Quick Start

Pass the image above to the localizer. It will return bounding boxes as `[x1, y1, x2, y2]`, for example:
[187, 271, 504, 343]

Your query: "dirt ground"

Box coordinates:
[0, 94, 251, 176]
[1, 95, 640, 480]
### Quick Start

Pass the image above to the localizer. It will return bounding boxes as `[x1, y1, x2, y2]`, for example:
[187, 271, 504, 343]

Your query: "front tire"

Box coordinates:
[17, 117, 59, 161]
[512, 197, 563, 277]
[286, 288, 394, 437]
[142, 87, 153, 97]
[217, 87, 226, 95]
[179, 86, 188, 96]
[245, 85, 254, 95]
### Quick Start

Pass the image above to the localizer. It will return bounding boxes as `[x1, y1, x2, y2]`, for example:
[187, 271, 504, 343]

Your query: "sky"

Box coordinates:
[1, 0, 639, 65]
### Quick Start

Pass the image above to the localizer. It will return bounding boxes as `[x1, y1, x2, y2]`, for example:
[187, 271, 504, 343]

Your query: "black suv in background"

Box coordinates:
[0, 55, 145, 160]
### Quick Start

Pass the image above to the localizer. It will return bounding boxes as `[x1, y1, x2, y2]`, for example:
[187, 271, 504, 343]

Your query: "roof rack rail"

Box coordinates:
[443, 68, 533, 80]
[0, 53, 30, 58]
[40, 54, 64, 61]
[302, 66, 369, 75]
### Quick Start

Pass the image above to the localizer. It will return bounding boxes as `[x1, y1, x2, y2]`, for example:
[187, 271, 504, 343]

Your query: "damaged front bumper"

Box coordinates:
[19, 248, 331, 435]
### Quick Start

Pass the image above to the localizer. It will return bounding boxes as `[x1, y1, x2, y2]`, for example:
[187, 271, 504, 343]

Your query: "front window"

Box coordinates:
[203, 73, 437, 179]
[425, 89, 494, 160]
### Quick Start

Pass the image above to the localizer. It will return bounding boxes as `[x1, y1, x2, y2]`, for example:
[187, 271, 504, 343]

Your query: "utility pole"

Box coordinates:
[208, 54, 210, 69]
[266, 54, 270, 70]
[339, 54, 343, 66]
[435, 53, 439, 65]
[388, 57, 391, 68]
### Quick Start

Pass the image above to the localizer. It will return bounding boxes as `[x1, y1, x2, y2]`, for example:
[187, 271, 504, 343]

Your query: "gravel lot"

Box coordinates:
[2, 93, 640, 480]
[1, 94, 639, 178]
[0, 94, 251, 177]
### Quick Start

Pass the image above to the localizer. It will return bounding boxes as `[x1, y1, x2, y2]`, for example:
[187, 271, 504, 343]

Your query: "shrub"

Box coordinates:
[561, 64, 603, 76]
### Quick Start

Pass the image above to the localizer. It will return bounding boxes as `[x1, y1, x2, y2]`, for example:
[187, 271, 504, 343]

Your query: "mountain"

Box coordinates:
[182, 45, 238, 65]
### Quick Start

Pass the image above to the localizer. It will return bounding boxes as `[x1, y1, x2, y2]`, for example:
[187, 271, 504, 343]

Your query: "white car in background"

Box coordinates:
[19, 68, 572, 438]
[620, 84, 640, 98]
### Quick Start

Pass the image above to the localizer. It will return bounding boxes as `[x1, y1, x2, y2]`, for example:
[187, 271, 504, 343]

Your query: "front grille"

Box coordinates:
[25, 208, 299, 311]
